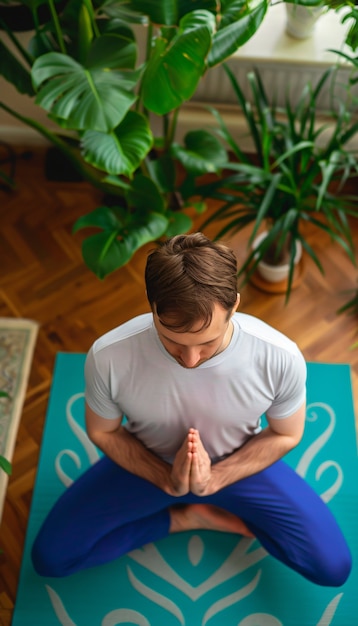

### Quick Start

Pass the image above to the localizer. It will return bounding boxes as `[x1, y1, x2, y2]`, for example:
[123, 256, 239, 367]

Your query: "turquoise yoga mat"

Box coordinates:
[12, 354, 358, 625]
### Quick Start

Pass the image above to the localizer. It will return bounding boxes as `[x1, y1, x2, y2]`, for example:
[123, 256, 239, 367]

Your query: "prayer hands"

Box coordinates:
[170, 428, 212, 497]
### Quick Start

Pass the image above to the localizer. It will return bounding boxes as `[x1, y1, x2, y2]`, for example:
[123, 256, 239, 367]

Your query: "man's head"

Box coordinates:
[145, 232, 238, 332]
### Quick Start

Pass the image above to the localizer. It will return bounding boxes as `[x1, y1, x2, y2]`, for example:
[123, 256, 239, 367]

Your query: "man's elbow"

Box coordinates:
[85, 420, 121, 448]
[287, 427, 304, 451]
[85, 424, 102, 447]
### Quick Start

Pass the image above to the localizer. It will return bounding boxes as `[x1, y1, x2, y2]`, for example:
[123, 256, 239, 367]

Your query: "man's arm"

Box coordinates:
[85, 403, 192, 497]
[191, 402, 306, 496]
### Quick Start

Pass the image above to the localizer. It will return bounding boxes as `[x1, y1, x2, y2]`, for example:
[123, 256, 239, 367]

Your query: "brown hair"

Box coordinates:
[145, 233, 238, 331]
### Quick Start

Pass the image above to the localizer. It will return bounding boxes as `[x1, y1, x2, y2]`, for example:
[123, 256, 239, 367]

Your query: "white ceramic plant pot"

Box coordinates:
[253, 232, 303, 283]
[285, 4, 324, 39]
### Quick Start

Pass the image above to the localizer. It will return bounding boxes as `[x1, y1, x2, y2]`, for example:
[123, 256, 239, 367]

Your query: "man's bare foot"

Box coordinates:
[169, 503, 254, 537]
[189, 429, 212, 495]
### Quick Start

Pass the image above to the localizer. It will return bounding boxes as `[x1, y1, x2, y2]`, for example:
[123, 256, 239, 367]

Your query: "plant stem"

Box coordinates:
[48, 0, 66, 54]
[136, 22, 152, 117]
[0, 102, 125, 197]
[87, 0, 100, 38]
[0, 18, 33, 66]
[164, 109, 179, 151]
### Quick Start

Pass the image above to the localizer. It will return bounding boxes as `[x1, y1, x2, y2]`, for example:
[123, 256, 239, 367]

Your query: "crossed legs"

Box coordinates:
[31, 452, 352, 586]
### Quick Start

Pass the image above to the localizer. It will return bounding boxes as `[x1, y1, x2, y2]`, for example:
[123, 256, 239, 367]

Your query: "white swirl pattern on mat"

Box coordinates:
[188, 534, 204, 565]
[45, 585, 76, 626]
[55, 393, 100, 486]
[295, 403, 343, 503]
[45, 394, 345, 625]
[128, 538, 267, 600]
[202, 571, 262, 625]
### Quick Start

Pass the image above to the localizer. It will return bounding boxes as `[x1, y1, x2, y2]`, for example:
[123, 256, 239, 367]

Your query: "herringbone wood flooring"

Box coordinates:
[0, 148, 357, 625]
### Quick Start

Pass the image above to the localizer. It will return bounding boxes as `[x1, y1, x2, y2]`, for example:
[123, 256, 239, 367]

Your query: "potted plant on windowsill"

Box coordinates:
[198, 65, 358, 301]
[284, 0, 357, 40]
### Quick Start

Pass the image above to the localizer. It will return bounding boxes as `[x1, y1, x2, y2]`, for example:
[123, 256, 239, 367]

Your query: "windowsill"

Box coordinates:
[234, 3, 352, 66]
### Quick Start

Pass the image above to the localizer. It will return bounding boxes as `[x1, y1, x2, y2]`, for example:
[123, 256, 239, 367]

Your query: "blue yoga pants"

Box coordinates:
[31, 457, 352, 585]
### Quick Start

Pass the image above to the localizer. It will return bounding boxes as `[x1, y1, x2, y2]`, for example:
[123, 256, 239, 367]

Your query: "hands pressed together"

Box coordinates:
[169, 428, 214, 497]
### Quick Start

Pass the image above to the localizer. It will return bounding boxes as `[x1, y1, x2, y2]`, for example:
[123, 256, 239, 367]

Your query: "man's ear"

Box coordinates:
[231, 293, 240, 316]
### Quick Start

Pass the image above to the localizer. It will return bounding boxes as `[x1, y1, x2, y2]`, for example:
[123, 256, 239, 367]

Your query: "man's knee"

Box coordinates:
[308, 543, 352, 587]
[32, 534, 74, 578]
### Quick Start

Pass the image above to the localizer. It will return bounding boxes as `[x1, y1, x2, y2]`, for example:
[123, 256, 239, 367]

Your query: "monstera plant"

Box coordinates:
[0, 0, 268, 276]
[0, 0, 354, 277]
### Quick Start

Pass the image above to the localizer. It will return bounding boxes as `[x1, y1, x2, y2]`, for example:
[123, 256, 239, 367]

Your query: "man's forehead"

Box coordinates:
[154, 304, 230, 338]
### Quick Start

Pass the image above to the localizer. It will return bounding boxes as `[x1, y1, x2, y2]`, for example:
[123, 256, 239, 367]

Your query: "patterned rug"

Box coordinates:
[0, 318, 39, 520]
[12, 354, 358, 626]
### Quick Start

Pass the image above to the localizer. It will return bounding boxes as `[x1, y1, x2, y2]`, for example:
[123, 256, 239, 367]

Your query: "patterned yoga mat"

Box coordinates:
[12, 354, 358, 625]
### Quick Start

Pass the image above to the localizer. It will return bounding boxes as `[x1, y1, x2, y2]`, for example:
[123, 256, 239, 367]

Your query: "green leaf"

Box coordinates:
[82, 231, 126, 278]
[317, 151, 342, 211]
[272, 141, 315, 168]
[86, 35, 137, 69]
[0, 456, 12, 475]
[102, 175, 131, 191]
[171, 130, 228, 175]
[78, 2, 93, 65]
[191, 201, 207, 214]
[73, 206, 122, 234]
[102, 0, 218, 26]
[127, 174, 166, 213]
[165, 211, 193, 237]
[0, 41, 34, 96]
[0, 169, 15, 189]
[118, 0, 178, 25]
[207, 105, 250, 164]
[145, 153, 176, 193]
[81, 212, 169, 278]
[223, 64, 264, 161]
[32, 51, 139, 132]
[282, 0, 327, 6]
[249, 173, 282, 242]
[141, 10, 215, 114]
[208, 0, 268, 67]
[81, 111, 153, 176]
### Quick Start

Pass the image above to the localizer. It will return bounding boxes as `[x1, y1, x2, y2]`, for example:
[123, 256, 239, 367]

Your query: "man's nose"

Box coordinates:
[180, 347, 201, 367]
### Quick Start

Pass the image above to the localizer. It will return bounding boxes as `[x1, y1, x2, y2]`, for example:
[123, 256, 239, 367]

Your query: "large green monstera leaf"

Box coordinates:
[73, 204, 169, 278]
[32, 35, 139, 132]
[141, 10, 216, 114]
[81, 111, 153, 176]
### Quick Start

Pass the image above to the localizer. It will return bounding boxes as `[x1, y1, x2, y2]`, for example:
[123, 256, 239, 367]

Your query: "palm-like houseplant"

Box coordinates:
[331, 46, 358, 334]
[198, 65, 358, 301]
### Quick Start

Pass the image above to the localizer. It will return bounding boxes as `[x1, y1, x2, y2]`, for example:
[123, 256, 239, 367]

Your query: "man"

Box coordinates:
[32, 233, 352, 585]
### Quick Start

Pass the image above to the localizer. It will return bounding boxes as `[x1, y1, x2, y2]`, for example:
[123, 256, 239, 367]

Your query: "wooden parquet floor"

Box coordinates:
[0, 148, 357, 625]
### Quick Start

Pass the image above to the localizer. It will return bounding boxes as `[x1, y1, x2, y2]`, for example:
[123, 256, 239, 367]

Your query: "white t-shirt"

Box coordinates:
[85, 313, 306, 463]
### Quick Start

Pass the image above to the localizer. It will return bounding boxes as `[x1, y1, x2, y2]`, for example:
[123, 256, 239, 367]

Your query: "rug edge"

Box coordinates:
[0, 319, 39, 521]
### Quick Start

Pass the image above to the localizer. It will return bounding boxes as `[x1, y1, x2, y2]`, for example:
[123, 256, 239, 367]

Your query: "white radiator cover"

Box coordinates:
[170, 58, 358, 152]
[193, 58, 354, 112]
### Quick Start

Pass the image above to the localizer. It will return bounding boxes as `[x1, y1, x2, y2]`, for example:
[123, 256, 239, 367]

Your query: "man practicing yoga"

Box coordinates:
[32, 233, 352, 585]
